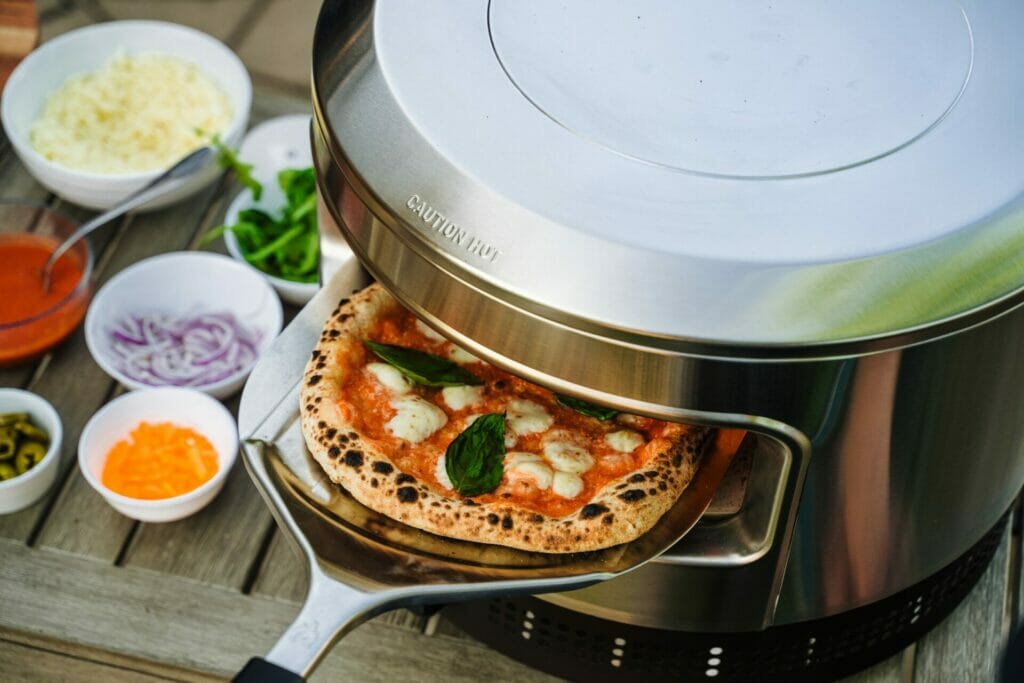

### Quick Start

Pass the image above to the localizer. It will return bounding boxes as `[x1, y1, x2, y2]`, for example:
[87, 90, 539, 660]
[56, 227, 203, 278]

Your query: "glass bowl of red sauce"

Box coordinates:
[0, 202, 92, 366]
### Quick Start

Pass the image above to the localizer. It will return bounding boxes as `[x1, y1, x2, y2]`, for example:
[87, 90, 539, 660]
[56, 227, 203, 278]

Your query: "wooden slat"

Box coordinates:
[840, 647, 909, 683]
[120, 461, 274, 588]
[913, 523, 1012, 682]
[0, 638, 177, 683]
[0, 539, 557, 682]
[249, 527, 307, 602]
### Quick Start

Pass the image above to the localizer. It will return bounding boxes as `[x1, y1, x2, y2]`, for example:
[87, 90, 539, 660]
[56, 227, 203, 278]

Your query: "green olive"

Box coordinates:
[16, 440, 46, 467]
[13, 421, 49, 444]
[0, 462, 16, 480]
[0, 412, 29, 426]
[0, 428, 16, 461]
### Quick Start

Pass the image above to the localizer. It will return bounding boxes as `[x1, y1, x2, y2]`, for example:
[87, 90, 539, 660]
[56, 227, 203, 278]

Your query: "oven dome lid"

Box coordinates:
[313, 0, 1024, 359]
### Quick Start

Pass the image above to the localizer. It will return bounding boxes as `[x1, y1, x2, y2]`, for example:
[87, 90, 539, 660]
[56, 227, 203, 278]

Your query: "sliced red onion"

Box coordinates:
[107, 311, 264, 388]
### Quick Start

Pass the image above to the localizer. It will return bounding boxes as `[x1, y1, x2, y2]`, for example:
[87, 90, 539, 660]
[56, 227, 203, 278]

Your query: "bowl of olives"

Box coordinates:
[0, 389, 62, 514]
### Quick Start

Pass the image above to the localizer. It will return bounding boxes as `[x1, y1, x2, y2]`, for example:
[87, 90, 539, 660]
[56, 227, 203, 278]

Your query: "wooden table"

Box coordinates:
[1, 45, 1021, 683]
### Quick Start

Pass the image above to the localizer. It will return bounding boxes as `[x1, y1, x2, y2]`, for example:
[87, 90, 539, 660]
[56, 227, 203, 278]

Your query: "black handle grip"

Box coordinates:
[233, 657, 305, 683]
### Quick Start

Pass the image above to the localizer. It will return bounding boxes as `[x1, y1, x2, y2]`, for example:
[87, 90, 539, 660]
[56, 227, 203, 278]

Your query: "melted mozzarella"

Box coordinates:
[543, 437, 595, 474]
[387, 395, 447, 443]
[442, 384, 484, 410]
[605, 429, 644, 453]
[552, 471, 584, 499]
[435, 454, 453, 490]
[504, 452, 553, 490]
[366, 362, 412, 395]
[415, 319, 447, 343]
[507, 399, 553, 436]
[447, 344, 481, 365]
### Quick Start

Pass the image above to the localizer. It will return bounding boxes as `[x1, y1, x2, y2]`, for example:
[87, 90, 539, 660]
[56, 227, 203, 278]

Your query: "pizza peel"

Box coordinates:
[234, 259, 737, 682]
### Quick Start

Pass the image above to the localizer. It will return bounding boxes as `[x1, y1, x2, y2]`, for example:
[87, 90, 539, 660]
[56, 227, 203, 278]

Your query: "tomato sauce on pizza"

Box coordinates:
[334, 308, 692, 518]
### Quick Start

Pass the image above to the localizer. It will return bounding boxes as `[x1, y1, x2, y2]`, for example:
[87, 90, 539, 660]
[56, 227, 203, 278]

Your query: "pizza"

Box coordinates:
[299, 283, 712, 553]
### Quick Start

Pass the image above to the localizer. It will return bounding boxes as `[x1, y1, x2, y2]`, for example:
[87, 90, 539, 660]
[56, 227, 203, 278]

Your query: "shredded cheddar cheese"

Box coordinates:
[101, 421, 219, 500]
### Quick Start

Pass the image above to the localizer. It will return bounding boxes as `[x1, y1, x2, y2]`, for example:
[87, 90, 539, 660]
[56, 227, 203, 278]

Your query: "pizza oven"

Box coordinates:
[308, 1, 1024, 679]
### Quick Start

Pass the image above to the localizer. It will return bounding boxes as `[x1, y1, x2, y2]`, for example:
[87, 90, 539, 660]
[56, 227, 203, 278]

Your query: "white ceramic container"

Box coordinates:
[78, 387, 238, 522]
[0, 20, 251, 210]
[222, 114, 320, 305]
[85, 252, 283, 399]
[0, 389, 63, 514]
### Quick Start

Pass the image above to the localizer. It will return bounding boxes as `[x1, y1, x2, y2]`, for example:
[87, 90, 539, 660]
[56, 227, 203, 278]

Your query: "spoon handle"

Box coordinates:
[42, 145, 216, 290]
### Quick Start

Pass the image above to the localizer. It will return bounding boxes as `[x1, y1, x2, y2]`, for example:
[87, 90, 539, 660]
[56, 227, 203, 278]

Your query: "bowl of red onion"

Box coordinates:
[84, 252, 283, 399]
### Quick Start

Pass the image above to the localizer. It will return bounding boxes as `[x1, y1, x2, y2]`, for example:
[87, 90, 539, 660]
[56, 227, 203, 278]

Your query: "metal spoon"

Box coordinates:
[41, 146, 215, 292]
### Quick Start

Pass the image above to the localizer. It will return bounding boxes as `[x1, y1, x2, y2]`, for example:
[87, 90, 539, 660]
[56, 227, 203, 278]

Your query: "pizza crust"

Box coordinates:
[299, 284, 710, 553]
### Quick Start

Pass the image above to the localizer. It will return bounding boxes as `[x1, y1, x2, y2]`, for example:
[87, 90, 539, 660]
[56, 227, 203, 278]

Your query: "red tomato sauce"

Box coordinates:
[0, 234, 88, 365]
[336, 309, 716, 518]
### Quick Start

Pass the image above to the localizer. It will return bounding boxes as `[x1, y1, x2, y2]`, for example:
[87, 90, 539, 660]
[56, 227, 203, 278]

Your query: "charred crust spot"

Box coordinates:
[397, 487, 418, 503]
[326, 428, 337, 440]
[307, 374, 322, 386]
[431, 501, 440, 507]
[580, 504, 610, 519]
[328, 329, 340, 339]
[337, 434, 349, 444]
[463, 499, 478, 506]
[619, 489, 647, 502]
[372, 461, 393, 475]
[370, 478, 378, 488]
[344, 450, 364, 467]
[396, 473, 416, 485]
[305, 403, 314, 411]
[338, 313, 352, 322]
[327, 446, 341, 459]
[531, 514, 544, 523]
[348, 431, 358, 439]
[315, 396, 322, 404]
[487, 514, 500, 525]
[316, 360, 326, 370]
[644, 470, 659, 478]
[501, 515, 513, 530]
[494, 380, 507, 390]
[311, 350, 321, 360]
[659, 481, 668, 491]
[501, 492, 512, 499]
[615, 483, 628, 490]
[318, 421, 327, 429]
[628, 473, 646, 483]
[339, 297, 350, 306]
[602, 514, 615, 525]
[648, 488, 657, 495]
[673, 453, 683, 467]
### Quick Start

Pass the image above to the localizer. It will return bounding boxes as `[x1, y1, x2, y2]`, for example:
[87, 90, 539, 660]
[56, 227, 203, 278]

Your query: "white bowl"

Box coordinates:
[78, 388, 238, 522]
[0, 20, 252, 211]
[222, 114, 320, 306]
[0, 389, 63, 514]
[85, 252, 282, 399]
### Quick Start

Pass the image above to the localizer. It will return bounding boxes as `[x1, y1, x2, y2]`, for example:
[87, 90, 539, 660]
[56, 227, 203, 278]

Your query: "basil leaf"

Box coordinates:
[364, 340, 483, 387]
[445, 413, 506, 497]
[556, 394, 619, 420]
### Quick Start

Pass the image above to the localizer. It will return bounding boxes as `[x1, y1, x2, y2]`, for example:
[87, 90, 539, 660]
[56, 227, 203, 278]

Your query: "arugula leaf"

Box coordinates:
[556, 395, 619, 420]
[445, 413, 506, 497]
[208, 134, 263, 200]
[364, 340, 482, 387]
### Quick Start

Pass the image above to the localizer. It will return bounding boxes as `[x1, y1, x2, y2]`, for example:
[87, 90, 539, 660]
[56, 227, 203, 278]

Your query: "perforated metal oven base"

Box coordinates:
[445, 517, 1007, 682]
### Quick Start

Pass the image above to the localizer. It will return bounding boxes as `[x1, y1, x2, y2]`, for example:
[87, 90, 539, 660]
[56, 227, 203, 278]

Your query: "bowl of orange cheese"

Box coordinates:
[78, 387, 237, 522]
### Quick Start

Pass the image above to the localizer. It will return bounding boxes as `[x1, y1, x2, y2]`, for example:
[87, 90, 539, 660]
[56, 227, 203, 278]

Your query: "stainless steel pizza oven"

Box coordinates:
[310, 0, 1024, 678]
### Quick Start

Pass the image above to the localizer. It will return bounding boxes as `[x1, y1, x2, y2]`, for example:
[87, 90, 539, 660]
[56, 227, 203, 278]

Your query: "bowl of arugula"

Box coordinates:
[208, 115, 319, 305]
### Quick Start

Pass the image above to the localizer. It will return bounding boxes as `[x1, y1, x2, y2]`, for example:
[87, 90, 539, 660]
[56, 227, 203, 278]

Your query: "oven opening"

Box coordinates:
[658, 428, 792, 567]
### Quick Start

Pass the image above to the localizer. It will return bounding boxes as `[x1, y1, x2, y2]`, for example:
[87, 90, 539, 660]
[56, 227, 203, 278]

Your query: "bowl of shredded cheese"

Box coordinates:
[1, 21, 251, 210]
[78, 387, 238, 522]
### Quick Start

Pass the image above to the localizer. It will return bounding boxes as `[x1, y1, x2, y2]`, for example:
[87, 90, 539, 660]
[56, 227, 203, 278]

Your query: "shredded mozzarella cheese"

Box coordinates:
[30, 52, 232, 174]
